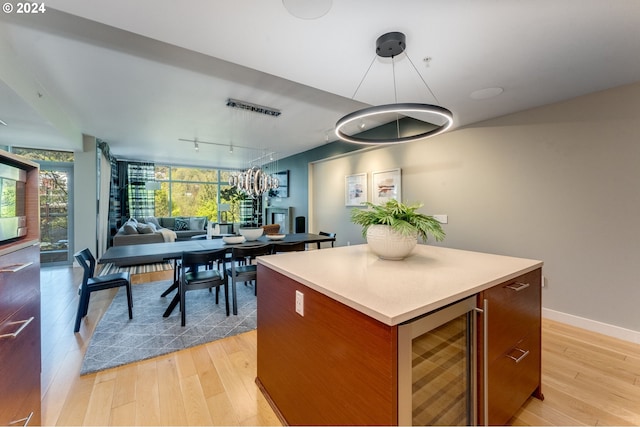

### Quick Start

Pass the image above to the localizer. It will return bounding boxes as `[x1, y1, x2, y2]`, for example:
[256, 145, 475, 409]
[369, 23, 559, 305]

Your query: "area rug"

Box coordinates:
[80, 279, 256, 375]
[98, 261, 174, 276]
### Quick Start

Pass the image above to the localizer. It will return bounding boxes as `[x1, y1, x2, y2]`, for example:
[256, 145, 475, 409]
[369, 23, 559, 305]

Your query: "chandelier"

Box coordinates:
[229, 165, 279, 197]
[335, 31, 454, 145]
[223, 97, 283, 196]
[228, 149, 280, 197]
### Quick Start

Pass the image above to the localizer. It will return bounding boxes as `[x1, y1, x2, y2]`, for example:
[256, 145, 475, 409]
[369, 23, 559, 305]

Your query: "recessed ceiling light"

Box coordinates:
[470, 87, 504, 100]
[282, 0, 332, 19]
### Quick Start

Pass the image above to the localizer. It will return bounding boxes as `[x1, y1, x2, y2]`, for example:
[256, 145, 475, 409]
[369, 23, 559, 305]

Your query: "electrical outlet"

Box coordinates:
[295, 290, 304, 316]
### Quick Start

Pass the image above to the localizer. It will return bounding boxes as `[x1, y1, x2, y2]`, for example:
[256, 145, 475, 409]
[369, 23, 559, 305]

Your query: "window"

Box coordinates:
[153, 165, 246, 223]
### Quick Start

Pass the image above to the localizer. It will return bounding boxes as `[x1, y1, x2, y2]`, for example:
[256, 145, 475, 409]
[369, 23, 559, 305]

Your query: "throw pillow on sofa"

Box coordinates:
[122, 220, 138, 235]
[189, 217, 206, 231]
[175, 218, 190, 231]
[136, 223, 155, 234]
[144, 216, 161, 229]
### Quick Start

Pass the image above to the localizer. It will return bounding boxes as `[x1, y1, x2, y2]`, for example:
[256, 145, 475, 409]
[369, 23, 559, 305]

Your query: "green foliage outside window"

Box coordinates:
[12, 147, 74, 162]
[152, 165, 245, 222]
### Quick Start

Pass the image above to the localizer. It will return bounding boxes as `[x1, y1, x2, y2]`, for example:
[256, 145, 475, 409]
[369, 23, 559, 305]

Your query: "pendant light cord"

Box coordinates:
[351, 54, 377, 99]
[392, 56, 400, 138]
[406, 52, 441, 105]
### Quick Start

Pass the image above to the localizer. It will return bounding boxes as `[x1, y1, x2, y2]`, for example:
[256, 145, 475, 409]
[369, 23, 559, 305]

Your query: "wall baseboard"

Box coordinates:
[543, 308, 640, 345]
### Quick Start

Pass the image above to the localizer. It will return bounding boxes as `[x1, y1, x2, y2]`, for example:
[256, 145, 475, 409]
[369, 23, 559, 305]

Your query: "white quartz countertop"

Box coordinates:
[257, 244, 542, 326]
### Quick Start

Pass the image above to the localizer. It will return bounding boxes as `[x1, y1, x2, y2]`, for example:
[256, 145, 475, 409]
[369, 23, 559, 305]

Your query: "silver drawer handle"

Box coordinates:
[505, 281, 530, 292]
[506, 347, 530, 363]
[9, 412, 33, 426]
[0, 317, 34, 339]
[0, 262, 34, 273]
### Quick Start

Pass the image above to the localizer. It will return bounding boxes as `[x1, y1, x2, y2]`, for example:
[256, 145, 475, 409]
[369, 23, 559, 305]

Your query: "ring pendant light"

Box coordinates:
[335, 32, 454, 145]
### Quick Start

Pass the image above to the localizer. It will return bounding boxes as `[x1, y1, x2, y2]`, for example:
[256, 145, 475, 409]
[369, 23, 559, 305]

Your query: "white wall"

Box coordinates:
[73, 135, 97, 258]
[311, 81, 640, 336]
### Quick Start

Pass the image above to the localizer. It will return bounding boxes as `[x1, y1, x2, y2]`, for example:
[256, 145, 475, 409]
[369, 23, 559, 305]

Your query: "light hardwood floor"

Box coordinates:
[41, 265, 640, 426]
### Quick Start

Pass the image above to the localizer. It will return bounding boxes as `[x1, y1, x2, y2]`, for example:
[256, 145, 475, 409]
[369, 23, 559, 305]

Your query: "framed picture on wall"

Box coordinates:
[345, 173, 368, 206]
[372, 168, 401, 204]
[272, 170, 289, 198]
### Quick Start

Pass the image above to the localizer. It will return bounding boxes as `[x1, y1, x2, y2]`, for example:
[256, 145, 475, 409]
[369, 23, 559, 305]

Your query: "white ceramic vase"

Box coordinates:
[366, 224, 417, 260]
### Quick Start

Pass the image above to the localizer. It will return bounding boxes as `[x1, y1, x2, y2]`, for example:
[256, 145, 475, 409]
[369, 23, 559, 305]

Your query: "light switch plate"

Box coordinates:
[433, 214, 448, 224]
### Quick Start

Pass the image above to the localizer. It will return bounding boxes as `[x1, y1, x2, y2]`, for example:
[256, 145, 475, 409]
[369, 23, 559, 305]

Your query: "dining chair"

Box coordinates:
[261, 224, 281, 235]
[179, 248, 229, 326]
[316, 231, 336, 249]
[74, 248, 132, 333]
[226, 244, 272, 315]
[271, 241, 306, 254]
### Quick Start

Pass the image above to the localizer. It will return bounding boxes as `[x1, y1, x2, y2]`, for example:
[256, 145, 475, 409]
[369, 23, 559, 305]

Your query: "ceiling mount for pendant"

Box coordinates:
[376, 31, 406, 58]
[335, 31, 454, 145]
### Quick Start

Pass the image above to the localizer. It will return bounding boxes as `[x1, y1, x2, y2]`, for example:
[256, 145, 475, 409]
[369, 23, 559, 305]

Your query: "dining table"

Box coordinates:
[98, 233, 337, 318]
[99, 232, 335, 266]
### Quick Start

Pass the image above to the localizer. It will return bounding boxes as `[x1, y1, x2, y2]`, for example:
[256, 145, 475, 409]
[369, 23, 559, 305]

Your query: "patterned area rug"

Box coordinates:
[80, 279, 256, 375]
[98, 261, 174, 276]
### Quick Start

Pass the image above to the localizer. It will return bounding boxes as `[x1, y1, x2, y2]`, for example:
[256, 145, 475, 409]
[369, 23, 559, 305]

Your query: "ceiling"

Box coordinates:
[1, 0, 640, 169]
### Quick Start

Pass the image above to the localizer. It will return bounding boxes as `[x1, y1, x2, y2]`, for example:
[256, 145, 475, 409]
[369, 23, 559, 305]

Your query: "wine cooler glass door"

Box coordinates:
[398, 296, 477, 426]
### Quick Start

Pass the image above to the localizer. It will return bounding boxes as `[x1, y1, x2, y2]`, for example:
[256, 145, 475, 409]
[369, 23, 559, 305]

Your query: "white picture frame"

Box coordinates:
[345, 173, 368, 206]
[371, 168, 401, 204]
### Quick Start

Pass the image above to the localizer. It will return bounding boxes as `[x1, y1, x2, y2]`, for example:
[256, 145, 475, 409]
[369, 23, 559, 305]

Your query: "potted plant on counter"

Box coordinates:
[350, 199, 445, 260]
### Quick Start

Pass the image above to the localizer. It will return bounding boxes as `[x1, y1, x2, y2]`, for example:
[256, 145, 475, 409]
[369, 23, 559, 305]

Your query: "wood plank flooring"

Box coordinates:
[40, 265, 640, 425]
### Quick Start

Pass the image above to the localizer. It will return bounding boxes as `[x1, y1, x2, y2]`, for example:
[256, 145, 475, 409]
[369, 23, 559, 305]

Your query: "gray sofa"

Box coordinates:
[154, 216, 209, 240]
[112, 216, 209, 246]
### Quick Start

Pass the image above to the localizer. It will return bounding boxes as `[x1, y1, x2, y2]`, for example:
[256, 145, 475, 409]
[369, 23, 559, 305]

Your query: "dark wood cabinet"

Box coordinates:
[0, 150, 41, 426]
[256, 245, 543, 426]
[478, 268, 543, 426]
[0, 243, 41, 426]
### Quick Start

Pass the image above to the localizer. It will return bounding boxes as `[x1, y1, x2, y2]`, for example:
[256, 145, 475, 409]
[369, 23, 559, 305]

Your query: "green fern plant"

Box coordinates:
[350, 199, 445, 243]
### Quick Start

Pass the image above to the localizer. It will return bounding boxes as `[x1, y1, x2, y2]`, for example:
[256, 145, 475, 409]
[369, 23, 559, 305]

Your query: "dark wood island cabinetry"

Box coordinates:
[478, 268, 544, 425]
[256, 245, 543, 425]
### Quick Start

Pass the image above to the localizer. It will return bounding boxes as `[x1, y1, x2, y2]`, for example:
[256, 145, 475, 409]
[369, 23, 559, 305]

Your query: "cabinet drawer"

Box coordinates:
[484, 268, 541, 363]
[0, 244, 40, 322]
[0, 302, 41, 426]
[487, 333, 541, 425]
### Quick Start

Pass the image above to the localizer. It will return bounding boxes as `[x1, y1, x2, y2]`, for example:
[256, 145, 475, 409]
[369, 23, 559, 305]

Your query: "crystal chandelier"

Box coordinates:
[228, 165, 279, 197]
[224, 98, 282, 196]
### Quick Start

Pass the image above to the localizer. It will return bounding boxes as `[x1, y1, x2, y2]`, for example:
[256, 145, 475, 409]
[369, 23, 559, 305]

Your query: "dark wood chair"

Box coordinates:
[179, 248, 229, 326]
[271, 241, 306, 254]
[261, 224, 281, 235]
[74, 248, 132, 333]
[226, 244, 272, 315]
[316, 231, 336, 249]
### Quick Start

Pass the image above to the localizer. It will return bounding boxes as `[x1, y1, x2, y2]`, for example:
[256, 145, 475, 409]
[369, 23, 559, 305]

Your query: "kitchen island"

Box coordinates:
[256, 244, 543, 425]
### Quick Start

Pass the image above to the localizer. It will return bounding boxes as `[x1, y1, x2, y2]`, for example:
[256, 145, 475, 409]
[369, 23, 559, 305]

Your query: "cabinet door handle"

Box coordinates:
[9, 412, 33, 426]
[506, 347, 530, 363]
[0, 262, 33, 273]
[505, 282, 530, 292]
[0, 317, 34, 339]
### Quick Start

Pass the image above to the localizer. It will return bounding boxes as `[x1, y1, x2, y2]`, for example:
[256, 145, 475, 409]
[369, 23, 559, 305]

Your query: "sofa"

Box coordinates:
[112, 216, 210, 246]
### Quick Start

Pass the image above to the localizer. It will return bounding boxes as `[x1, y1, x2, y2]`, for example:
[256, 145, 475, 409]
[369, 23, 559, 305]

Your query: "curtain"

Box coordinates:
[97, 149, 111, 257]
[96, 140, 118, 255]
[107, 157, 120, 244]
[126, 161, 155, 218]
[118, 160, 129, 222]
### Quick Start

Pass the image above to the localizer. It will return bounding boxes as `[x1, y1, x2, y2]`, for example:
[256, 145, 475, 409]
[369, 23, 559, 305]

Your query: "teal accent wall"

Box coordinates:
[264, 140, 362, 232]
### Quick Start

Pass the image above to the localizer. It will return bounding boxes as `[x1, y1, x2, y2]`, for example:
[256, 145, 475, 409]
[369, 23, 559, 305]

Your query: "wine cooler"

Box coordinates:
[398, 296, 478, 426]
